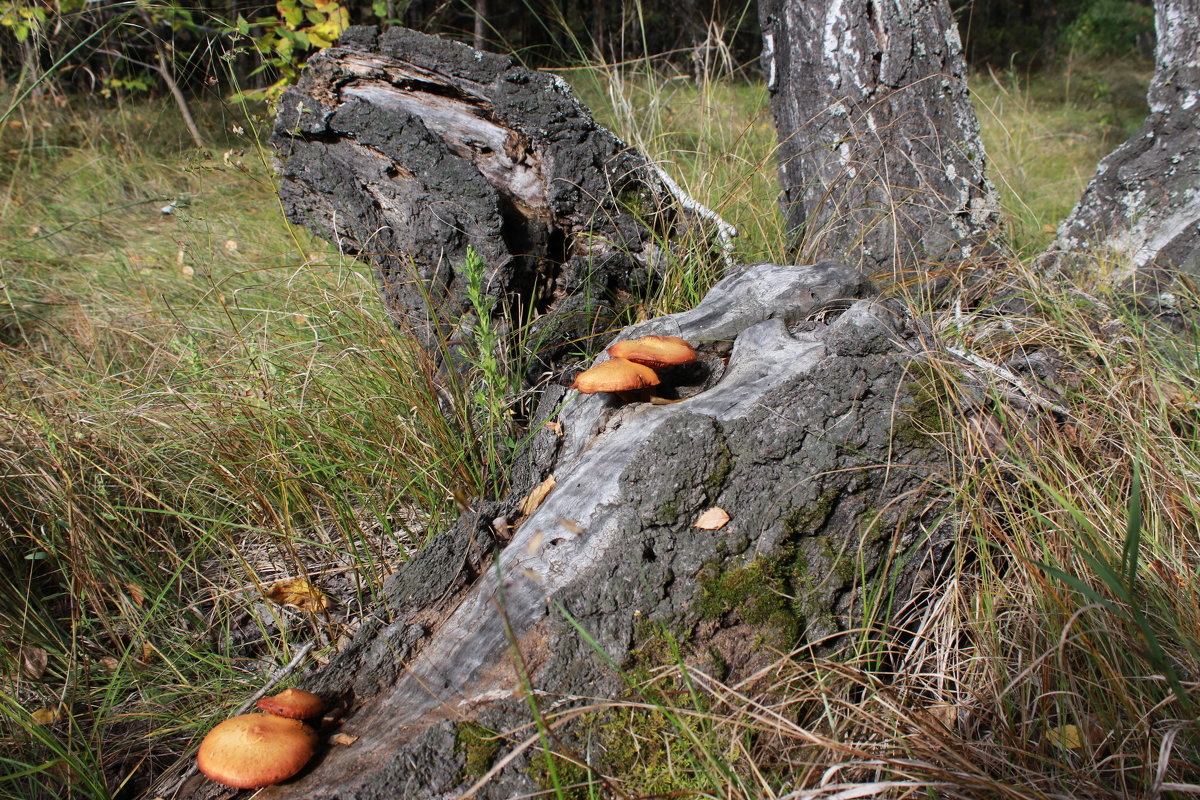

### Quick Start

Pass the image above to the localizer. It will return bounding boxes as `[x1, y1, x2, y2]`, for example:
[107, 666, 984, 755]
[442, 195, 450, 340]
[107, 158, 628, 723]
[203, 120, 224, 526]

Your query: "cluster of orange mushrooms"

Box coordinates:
[571, 335, 697, 400]
[196, 688, 326, 789]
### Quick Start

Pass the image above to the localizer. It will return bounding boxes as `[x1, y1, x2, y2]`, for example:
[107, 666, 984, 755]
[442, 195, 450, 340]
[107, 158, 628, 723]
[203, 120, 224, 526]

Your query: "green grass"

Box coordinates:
[0, 95, 478, 799]
[972, 56, 1154, 254]
[4, 52, 1198, 800]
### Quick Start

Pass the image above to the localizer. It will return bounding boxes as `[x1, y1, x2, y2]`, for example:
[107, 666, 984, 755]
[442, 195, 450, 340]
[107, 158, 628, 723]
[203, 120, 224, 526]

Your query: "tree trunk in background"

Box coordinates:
[1041, 0, 1200, 287]
[758, 0, 1005, 280]
[473, 0, 487, 50]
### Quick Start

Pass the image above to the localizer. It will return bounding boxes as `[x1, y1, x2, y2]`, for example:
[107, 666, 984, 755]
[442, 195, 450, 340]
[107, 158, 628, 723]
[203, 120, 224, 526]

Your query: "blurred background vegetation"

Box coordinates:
[0, 0, 1159, 99]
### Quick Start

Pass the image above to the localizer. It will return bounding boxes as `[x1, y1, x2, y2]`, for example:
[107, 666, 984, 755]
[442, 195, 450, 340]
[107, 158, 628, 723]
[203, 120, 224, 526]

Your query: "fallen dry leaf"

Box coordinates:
[124, 582, 146, 608]
[98, 656, 120, 671]
[20, 645, 48, 680]
[330, 733, 359, 746]
[520, 475, 556, 517]
[556, 517, 584, 535]
[693, 507, 731, 530]
[1047, 724, 1084, 750]
[923, 703, 957, 729]
[543, 420, 564, 436]
[31, 707, 62, 725]
[140, 642, 156, 663]
[265, 578, 331, 613]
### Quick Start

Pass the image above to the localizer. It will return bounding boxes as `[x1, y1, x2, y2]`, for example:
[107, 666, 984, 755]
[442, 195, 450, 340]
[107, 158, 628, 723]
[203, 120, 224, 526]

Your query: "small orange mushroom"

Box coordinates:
[571, 357, 660, 400]
[196, 713, 317, 789]
[257, 688, 326, 720]
[607, 335, 696, 369]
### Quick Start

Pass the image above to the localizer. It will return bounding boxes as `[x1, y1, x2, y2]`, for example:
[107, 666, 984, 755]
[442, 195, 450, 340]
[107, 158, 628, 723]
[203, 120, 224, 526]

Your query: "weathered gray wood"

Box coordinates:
[212, 262, 954, 800]
[757, 0, 1005, 277]
[1041, 0, 1200, 286]
[272, 26, 730, 355]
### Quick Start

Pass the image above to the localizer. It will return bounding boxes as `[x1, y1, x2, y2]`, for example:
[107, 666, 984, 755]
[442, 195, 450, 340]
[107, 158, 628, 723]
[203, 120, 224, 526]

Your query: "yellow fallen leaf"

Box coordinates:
[98, 656, 120, 671]
[520, 475, 556, 517]
[694, 507, 730, 530]
[330, 733, 358, 746]
[31, 707, 61, 725]
[1048, 723, 1084, 750]
[543, 420, 564, 436]
[265, 578, 331, 613]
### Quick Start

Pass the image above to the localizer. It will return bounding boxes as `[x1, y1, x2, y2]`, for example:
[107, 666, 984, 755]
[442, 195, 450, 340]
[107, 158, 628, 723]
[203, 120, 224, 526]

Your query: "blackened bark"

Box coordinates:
[272, 26, 721, 356]
[758, 0, 1004, 278]
[1042, 0, 1200, 284]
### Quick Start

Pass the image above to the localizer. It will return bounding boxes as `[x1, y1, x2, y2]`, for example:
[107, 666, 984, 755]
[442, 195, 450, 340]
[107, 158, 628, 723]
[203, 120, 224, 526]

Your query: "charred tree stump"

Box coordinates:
[1041, 0, 1200, 290]
[272, 25, 732, 359]
[757, 0, 1005, 278]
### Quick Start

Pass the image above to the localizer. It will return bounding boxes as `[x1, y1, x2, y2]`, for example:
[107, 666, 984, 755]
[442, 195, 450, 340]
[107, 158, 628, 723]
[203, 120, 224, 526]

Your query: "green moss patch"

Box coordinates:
[528, 749, 591, 799]
[455, 721, 502, 780]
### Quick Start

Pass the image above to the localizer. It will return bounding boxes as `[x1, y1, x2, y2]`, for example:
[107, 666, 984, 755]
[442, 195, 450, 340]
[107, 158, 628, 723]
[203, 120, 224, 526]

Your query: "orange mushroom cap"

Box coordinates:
[571, 358, 660, 394]
[196, 713, 317, 789]
[607, 335, 696, 369]
[257, 688, 326, 720]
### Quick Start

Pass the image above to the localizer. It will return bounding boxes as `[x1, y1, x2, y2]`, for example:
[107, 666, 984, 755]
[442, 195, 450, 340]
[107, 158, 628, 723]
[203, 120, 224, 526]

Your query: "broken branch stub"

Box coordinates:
[272, 25, 733, 352]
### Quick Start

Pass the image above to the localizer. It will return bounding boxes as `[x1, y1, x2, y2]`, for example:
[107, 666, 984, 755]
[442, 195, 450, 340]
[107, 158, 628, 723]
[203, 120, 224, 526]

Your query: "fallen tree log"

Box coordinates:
[272, 25, 733, 360]
[252, 261, 953, 799]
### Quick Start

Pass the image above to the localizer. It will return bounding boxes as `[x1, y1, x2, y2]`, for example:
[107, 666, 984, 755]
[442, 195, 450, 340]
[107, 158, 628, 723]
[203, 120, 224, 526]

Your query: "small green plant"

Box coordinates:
[456, 246, 531, 494]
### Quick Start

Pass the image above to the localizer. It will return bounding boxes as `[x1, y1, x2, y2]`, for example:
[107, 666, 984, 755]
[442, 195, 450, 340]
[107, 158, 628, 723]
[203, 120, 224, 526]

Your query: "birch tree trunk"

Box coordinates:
[1042, 0, 1200, 286]
[758, 0, 1005, 279]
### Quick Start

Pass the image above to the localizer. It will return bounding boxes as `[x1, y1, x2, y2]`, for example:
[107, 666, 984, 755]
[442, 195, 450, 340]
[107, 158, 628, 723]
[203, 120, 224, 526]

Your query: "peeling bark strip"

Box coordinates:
[1044, 0, 1200, 283]
[272, 26, 731, 349]
[758, 0, 1004, 276]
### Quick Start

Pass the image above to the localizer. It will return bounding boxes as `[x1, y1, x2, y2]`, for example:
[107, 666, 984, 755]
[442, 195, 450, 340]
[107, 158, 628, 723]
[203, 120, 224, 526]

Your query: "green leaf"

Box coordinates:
[1030, 558, 1117, 615]
[277, 0, 305, 28]
[1122, 460, 1143, 586]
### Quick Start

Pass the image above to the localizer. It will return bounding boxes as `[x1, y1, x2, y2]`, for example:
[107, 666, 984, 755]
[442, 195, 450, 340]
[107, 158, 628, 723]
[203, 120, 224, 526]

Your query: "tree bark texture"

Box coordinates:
[272, 26, 722, 355]
[758, 0, 1004, 278]
[177, 262, 955, 800]
[1042, 0, 1200, 285]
